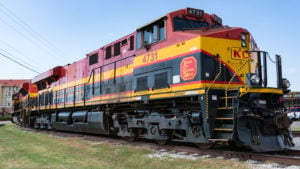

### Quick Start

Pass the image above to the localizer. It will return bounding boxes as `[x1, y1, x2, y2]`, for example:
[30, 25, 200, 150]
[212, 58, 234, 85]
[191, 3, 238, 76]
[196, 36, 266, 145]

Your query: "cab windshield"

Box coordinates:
[173, 17, 209, 31]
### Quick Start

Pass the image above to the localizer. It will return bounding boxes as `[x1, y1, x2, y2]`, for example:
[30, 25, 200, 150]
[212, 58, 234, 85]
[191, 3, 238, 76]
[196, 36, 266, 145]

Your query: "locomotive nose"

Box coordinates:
[236, 110, 294, 152]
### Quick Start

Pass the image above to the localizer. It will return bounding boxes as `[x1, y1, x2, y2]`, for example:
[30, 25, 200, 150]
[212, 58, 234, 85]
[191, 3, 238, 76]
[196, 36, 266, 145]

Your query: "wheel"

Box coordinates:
[123, 128, 138, 142]
[155, 140, 170, 145]
[154, 129, 172, 145]
[195, 143, 215, 149]
[124, 135, 137, 142]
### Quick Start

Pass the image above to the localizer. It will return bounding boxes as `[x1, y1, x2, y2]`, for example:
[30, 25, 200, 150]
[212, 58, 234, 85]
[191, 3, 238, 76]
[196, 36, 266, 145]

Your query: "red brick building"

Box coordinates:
[0, 79, 28, 116]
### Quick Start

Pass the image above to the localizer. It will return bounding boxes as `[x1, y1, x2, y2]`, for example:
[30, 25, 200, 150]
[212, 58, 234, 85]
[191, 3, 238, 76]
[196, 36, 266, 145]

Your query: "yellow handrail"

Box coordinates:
[206, 54, 222, 119]
[224, 58, 251, 107]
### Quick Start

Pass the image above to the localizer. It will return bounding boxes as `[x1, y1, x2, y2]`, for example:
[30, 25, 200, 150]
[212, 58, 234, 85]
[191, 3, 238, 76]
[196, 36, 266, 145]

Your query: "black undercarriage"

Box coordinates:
[11, 89, 294, 152]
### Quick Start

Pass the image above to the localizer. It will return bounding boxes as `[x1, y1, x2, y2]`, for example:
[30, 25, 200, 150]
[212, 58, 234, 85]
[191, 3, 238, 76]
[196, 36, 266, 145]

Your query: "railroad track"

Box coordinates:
[158, 146, 300, 166]
[21, 127, 300, 166]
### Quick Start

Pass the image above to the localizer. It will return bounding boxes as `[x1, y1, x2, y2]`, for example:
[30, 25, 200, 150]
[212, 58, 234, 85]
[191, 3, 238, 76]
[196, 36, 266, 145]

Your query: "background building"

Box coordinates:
[284, 91, 300, 110]
[0, 79, 28, 116]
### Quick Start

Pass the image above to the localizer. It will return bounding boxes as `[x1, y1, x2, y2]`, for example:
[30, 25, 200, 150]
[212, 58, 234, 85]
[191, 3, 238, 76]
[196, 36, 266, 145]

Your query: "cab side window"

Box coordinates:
[136, 18, 166, 49]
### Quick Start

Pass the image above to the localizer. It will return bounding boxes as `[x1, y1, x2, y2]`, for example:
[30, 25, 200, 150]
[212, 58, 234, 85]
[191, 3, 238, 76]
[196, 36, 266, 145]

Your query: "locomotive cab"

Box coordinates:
[133, 8, 294, 151]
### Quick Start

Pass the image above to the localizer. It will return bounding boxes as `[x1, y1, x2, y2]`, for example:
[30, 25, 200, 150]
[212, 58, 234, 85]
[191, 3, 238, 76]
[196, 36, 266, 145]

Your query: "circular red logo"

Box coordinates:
[180, 56, 197, 81]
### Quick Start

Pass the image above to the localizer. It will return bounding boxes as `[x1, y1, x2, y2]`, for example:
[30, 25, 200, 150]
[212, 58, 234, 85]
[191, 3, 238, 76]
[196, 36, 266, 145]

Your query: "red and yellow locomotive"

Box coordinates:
[12, 8, 293, 152]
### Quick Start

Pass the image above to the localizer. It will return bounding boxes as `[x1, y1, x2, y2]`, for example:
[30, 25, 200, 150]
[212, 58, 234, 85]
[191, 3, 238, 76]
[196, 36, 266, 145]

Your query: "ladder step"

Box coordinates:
[209, 139, 229, 142]
[218, 107, 233, 110]
[216, 117, 234, 120]
[214, 128, 233, 131]
[227, 88, 239, 91]
[220, 96, 237, 99]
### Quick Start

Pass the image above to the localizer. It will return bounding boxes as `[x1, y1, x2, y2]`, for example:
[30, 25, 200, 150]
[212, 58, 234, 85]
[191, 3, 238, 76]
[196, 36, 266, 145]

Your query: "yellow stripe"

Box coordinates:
[149, 89, 205, 99]
[38, 82, 240, 111]
[134, 82, 241, 97]
[31, 86, 283, 111]
[29, 93, 38, 97]
[96, 65, 133, 83]
[240, 87, 283, 96]
[134, 38, 201, 68]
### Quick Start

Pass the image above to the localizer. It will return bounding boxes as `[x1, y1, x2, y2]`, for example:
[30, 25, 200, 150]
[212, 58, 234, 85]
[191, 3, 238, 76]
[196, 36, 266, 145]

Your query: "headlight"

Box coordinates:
[241, 41, 247, 47]
[250, 74, 260, 85]
[282, 78, 290, 89]
[241, 33, 247, 47]
[241, 34, 246, 41]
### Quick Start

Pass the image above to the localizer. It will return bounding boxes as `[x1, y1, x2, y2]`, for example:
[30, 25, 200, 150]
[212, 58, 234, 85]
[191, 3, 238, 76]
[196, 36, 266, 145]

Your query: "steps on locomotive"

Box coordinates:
[208, 138, 229, 142]
[218, 89, 239, 107]
[215, 117, 233, 120]
[212, 117, 234, 140]
[211, 126, 234, 141]
[213, 124, 234, 131]
[210, 89, 239, 141]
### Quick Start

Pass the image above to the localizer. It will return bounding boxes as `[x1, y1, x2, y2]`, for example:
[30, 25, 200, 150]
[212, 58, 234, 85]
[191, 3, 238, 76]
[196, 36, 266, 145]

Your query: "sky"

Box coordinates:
[0, 0, 300, 91]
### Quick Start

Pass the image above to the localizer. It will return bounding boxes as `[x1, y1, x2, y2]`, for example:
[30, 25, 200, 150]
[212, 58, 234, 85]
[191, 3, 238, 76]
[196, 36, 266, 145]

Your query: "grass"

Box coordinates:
[291, 121, 300, 131]
[292, 126, 300, 131]
[0, 124, 248, 169]
[0, 117, 10, 121]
